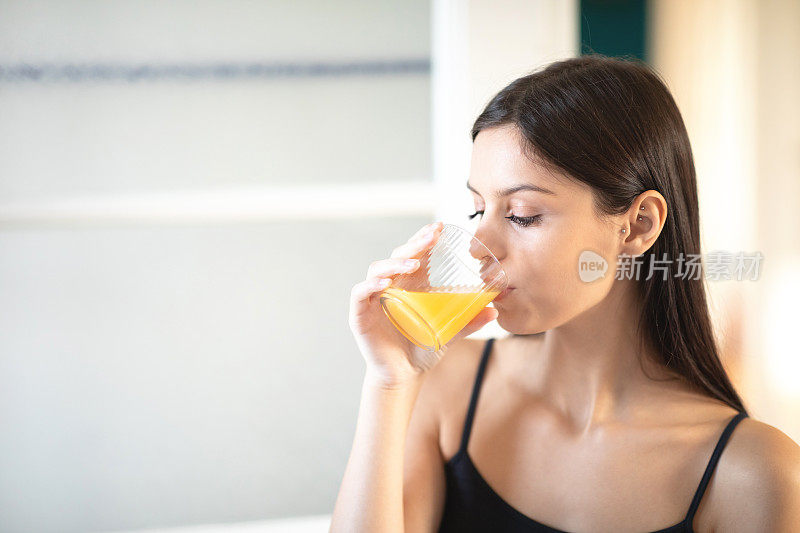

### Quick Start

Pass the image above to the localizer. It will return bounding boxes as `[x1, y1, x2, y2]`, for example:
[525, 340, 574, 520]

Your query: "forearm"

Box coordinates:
[330, 369, 425, 533]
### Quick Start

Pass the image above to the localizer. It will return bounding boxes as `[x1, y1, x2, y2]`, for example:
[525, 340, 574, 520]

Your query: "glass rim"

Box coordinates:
[440, 222, 509, 292]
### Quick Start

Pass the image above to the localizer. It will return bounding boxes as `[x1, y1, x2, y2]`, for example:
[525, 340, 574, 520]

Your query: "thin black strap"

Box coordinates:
[685, 411, 748, 522]
[457, 337, 494, 454]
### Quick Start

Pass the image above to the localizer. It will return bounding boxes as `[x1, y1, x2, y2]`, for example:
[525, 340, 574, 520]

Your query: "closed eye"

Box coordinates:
[468, 210, 542, 227]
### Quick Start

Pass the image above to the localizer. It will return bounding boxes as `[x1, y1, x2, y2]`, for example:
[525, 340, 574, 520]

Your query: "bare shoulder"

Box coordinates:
[426, 337, 487, 393]
[721, 416, 800, 489]
[417, 337, 487, 416]
[402, 338, 490, 531]
[413, 337, 490, 459]
[709, 416, 800, 530]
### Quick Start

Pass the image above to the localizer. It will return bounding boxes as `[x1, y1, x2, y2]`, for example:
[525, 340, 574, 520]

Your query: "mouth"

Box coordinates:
[494, 286, 515, 301]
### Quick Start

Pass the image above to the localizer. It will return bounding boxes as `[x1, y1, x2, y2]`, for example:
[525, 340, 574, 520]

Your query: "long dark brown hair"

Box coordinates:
[472, 54, 747, 414]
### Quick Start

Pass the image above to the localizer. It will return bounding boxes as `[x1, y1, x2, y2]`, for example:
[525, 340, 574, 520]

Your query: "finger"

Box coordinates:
[448, 307, 499, 345]
[410, 221, 443, 241]
[407, 306, 497, 365]
[390, 223, 444, 260]
[366, 257, 421, 279]
[351, 276, 393, 304]
[402, 221, 443, 252]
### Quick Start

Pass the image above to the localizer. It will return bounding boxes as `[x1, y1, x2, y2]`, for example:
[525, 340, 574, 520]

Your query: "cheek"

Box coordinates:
[521, 222, 594, 282]
[520, 255, 613, 329]
[517, 222, 614, 310]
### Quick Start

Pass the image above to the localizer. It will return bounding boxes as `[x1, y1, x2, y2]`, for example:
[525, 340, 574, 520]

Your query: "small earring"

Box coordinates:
[637, 215, 643, 221]
[640, 206, 645, 210]
[621, 228, 626, 233]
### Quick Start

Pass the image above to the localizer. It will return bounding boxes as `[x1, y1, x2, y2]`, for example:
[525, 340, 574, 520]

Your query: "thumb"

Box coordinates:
[449, 306, 498, 344]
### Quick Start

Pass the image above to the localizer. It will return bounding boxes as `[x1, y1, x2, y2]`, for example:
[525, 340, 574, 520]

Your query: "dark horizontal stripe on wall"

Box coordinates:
[0, 59, 430, 82]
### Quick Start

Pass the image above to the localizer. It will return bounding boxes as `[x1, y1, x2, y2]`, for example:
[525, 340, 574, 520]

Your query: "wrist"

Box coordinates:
[364, 366, 424, 392]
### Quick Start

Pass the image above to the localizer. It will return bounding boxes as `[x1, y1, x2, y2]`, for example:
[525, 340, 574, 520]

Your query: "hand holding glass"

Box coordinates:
[378, 223, 508, 352]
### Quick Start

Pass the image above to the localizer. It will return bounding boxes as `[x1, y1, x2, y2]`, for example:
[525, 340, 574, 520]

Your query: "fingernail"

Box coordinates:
[405, 259, 419, 267]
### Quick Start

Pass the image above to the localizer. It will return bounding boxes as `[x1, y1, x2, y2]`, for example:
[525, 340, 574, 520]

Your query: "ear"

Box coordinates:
[619, 190, 668, 256]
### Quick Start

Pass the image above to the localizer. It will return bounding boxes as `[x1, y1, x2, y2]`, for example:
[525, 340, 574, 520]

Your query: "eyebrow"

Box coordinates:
[465, 181, 556, 198]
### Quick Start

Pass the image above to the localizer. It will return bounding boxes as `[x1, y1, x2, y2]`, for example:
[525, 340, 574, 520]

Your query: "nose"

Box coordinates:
[469, 226, 502, 262]
[469, 232, 507, 288]
[469, 238, 489, 262]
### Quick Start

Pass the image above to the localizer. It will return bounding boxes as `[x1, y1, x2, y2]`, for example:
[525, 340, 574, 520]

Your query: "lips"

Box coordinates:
[494, 286, 515, 301]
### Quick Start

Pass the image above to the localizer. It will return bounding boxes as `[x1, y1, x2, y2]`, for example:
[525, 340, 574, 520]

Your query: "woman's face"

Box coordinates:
[467, 124, 623, 334]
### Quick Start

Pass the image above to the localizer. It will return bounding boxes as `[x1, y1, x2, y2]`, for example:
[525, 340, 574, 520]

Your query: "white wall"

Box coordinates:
[0, 1, 432, 532]
[0, 0, 431, 200]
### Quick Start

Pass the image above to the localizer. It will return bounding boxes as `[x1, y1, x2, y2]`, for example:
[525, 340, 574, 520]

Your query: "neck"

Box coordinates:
[510, 279, 674, 433]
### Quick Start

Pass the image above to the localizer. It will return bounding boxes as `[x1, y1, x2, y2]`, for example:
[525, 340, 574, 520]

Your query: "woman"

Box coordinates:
[331, 55, 800, 532]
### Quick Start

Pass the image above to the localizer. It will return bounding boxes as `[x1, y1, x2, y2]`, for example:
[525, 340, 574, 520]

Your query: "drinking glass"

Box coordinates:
[378, 223, 508, 352]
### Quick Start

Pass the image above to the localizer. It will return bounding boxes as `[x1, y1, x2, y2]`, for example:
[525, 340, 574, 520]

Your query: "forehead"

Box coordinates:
[469, 124, 584, 197]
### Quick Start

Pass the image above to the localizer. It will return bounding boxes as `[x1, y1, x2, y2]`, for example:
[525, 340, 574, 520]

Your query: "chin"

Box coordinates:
[496, 301, 559, 334]
[494, 311, 545, 336]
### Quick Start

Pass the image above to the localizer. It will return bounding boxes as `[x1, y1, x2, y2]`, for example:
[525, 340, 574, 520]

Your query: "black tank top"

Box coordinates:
[438, 337, 748, 533]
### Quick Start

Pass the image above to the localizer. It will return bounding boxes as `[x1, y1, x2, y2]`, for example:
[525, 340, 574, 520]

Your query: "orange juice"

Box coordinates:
[379, 286, 500, 351]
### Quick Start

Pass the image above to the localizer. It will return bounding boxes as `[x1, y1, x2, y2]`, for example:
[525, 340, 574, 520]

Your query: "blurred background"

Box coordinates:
[0, 0, 797, 532]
